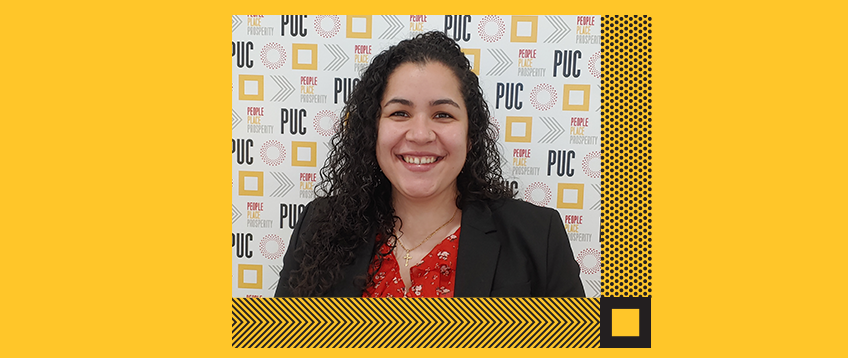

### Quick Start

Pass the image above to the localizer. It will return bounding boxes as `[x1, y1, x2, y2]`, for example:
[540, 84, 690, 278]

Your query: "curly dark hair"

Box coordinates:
[288, 31, 515, 296]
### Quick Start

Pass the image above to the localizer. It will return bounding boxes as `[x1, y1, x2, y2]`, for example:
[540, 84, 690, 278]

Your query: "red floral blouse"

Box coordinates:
[363, 227, 460, 298]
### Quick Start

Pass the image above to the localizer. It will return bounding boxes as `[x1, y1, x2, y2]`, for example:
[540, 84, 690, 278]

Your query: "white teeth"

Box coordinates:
[403, 156, 437, 164]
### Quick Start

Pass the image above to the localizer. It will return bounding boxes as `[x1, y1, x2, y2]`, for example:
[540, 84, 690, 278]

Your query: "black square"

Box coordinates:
[600, 296, 651, 348]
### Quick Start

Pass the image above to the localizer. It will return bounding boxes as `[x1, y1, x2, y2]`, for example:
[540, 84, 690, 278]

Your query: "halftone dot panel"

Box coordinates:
[602, 15, 653, 297]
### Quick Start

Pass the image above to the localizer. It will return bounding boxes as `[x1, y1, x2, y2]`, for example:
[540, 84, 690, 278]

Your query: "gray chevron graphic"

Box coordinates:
[269, 172, 295, 198]
[232, 109, 243, 130]
[232, 204, 242, 224]
[269, 75, 295, 102]
[584, 279, 601, 297]
[590, 184, 601, 210]
[544, 16, 570, 43]
[486, 49, 511, 76]
[538, 116, 566, 144]
[232, 15, 243, 33]
[379, 15, 404, 39]
[323, 44, 348, 71]
[268, 264, 283, 291]
[596, 85, 602, 112]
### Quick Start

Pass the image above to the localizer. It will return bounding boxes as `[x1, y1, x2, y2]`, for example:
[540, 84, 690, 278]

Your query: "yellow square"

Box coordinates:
[461, 48, 481, 75]
[238, 74, 264, 101]
[292, 43, 318, 70]
[346, 15, 372, 39]
[510, 16, 538, 43]
[238, 171, 264, 196]
[556, 183, 584, 209]
[237, 264, 263, 289]
[292, 141, 317, 167]
[562, 84, 591, 111]
[504, 116, 532, 143]
[611, 309, 640, 337]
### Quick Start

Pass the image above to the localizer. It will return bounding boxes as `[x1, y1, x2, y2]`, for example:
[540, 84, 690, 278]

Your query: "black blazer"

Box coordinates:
[275, 198, 584, 297]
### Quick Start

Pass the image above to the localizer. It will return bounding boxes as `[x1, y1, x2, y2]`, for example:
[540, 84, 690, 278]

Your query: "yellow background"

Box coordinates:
[4, 1, 845, 356]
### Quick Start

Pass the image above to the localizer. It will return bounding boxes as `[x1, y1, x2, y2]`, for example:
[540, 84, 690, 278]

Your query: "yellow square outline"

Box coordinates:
[238, 74, 264, 101]
[562, 84, 591, 111]
[291, 141, 317, 167]
[556, 183, 584, 209]
[510, 16, 538, 43]
[238, 171, 264, 196]
[346, 15, 372, 39]
[611, 309, 640, 337]
[237, 264, 263, 289]
[291, 43, 318, 70]
[461, 48, 481, 75]
[504, 116, 533, 143]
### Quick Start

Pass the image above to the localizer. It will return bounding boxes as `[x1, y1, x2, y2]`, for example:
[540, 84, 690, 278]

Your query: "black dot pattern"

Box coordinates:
[602, 15, 652, 297]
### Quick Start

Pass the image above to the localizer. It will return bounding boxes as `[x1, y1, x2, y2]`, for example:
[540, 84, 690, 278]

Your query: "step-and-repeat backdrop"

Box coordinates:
[232, 15, 602, 297]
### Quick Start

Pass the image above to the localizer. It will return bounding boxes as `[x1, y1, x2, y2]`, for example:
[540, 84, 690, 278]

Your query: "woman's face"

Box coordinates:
[376, 61, 469, 204]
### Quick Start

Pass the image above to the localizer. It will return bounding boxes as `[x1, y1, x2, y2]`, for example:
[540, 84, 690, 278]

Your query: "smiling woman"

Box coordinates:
[275, 31, 584, 298]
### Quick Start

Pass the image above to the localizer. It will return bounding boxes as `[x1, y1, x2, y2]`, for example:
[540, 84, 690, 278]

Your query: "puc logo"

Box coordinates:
[300, 75, 327, 104]
[353, 44, 372, 73]
[570, 116, 599, 145]
[563, 214, 592, 242]
[299, 172, 317, 198]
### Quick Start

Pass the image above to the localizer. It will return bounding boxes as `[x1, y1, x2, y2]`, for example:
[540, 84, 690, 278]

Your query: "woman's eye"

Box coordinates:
[435, 113, 453, 119]
[391, 111, 408, 117]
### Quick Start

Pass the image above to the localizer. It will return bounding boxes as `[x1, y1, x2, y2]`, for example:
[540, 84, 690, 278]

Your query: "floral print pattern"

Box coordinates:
[364, 227, 460, 298]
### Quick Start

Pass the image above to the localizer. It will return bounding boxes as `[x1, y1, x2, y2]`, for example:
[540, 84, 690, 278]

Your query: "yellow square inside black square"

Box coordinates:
[611, 309, 640, 336]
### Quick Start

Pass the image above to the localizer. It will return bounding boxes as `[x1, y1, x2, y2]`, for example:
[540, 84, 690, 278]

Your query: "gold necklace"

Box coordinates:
[395, 208, 458, 267]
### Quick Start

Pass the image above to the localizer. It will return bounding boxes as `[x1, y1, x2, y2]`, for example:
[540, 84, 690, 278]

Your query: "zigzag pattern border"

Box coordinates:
[232, 298, 599, 348]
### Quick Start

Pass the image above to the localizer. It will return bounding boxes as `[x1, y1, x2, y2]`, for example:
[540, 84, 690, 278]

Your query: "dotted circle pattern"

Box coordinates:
[529, 83, 557, 111]
[523, 181, 552, 207]
[260, 140, 286, 166]
[588, 50, 602, 79]
[260, 234, 285, 260]
[260, 42, 286, 70]
[314, 15, 341, 39]
[477, 15, 505, 43]
[603, 15, 652, 297]
[582, 150, 602, 179]
[578, 248, 601, 275]
[313, 109, 339, 137]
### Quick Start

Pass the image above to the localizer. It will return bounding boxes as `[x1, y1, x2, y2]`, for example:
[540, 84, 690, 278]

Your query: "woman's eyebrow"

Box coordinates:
[383, 98, 413, 106]
[430, 98, 460, 108]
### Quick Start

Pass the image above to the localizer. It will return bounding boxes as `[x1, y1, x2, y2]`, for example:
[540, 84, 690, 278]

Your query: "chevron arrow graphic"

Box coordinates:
[323, 44, 348, 71]
[269, 172, 295, 198]
[486, 49, 511, 76]
[232, 109, 243, 130]
[544, 15, 571, 43]
[538, 116, 566, 144]
[584, 279, 601, 298]
[590, 183, 601, 210]
[232, 15, 243, 33]
[233, 298, 599, 348]
[269, 75, 295, 102]
[379, 15, 404, 39]
[232, 204, 242, 224]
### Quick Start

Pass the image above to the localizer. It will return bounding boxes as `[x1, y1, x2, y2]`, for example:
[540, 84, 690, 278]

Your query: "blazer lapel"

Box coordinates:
[454, 201, 500, 297]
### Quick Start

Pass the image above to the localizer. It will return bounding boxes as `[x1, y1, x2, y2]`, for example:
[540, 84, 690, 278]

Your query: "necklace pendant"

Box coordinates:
[403, 252, 411, 267]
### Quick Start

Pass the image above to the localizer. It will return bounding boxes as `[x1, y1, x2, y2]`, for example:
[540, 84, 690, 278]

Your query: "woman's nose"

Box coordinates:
[406, 115, 436, 143]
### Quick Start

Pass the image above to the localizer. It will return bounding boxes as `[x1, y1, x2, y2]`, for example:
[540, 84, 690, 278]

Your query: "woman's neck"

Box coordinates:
[391, 190, 460, 235]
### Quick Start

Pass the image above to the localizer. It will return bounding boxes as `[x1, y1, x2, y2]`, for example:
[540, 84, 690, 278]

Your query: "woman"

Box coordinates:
[275, 31, 584, 297]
